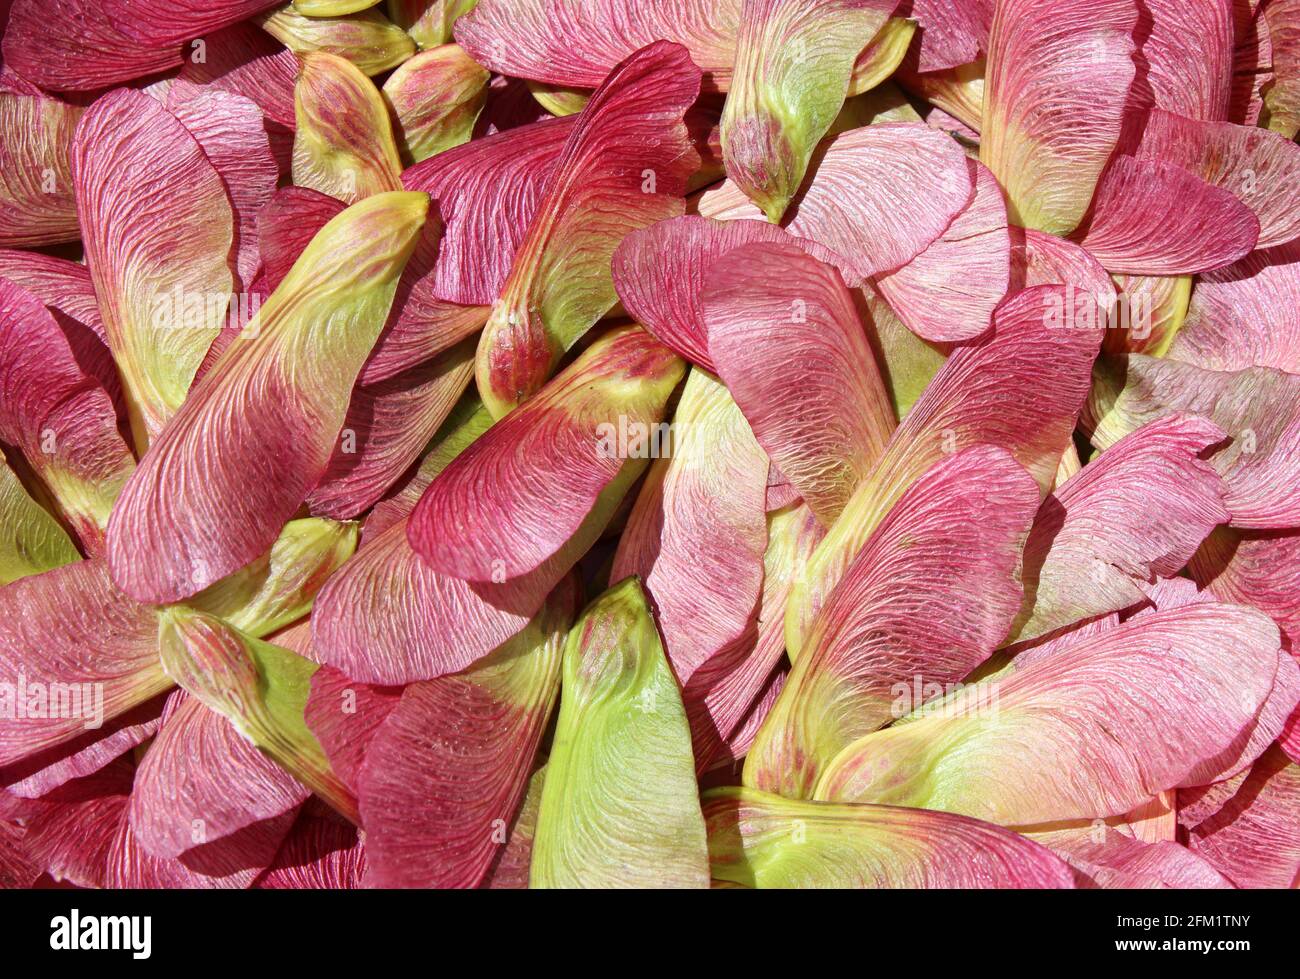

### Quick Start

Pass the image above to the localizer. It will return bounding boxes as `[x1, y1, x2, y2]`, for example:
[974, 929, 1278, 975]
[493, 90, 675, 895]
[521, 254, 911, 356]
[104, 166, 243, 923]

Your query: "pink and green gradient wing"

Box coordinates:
[702, 240, 896, 526]
[1169, 241, 1300, 373]
[530, 578, 709, 888]
[183, 517, 360, 639]
[746, 446, 1039, 799]
[106, 192, 427, 603]
[410, 326, 684, 582]
[1077, 156, 1259, 275]
[73, 89, 235, 450]
[127, 691, 310, 859]
[0, 514, 356, 772]
[455, 0, 742, 91]
[788, 285, 1102, 654]
[313, 341, 672, 683]
[873, 158, 1011, 343]
[382, 45, 489, 164]
[0, 512, 356, 769]
[980, 0, 1137, 235]
[1088, 353, 1300, 529]
[0, 92, 81, 248]
[609, 369, 769, 687]
[157, 608, 357, 822]
[781, 122, 973, 281]
[721, 0, 897, 221]
[293, 51, 405, 204]
[816, 603, 1282, 826]
[0, 278, 136, 552]
[357, 577, 576, 887]
[0, 452, 79, 586]
[1009, 414, 1229, 644]
[704, 787, 1073, 888]
[1135, 109, 1300, 249]
[474, 42, 701, 417]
